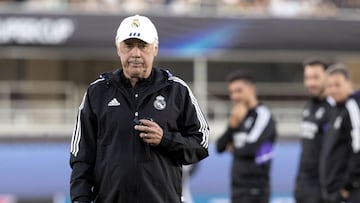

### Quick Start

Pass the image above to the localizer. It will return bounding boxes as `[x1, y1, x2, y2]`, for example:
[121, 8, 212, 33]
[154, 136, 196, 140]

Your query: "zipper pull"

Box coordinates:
[133, 111, 140, 125]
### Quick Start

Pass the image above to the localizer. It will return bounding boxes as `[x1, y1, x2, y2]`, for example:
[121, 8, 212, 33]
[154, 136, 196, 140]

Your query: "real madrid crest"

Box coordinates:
[131, 19, 140, 28]
[154, 95, 166, 110]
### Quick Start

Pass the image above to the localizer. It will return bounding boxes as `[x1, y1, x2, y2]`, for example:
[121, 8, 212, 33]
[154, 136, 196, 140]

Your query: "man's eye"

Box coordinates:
[140, 44, 148, 49]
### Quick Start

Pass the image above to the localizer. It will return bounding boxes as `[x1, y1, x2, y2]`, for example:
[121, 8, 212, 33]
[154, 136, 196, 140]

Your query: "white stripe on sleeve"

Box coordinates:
[346, 98, 360, 153]
[246, 105, 271, 143]
[70, 92, 87, 157]
[169, 76, 210, 149]
[71, 78, 104, 156]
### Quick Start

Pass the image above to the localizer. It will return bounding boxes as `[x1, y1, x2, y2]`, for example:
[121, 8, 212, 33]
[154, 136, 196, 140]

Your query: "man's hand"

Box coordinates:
[226, 143, 234, 153]
[134, 119, 163, 146]
[229, 103, 248, 128]
[340, 189, 350, 200]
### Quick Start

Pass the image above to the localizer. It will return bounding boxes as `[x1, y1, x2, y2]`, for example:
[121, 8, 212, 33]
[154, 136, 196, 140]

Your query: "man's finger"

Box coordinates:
[139, 119, 155, 126]
[140, 132, 150, 139]
[135, 125, 150, 133]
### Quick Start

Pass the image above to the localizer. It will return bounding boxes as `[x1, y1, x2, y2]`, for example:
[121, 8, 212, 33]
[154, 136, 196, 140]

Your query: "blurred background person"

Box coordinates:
[320, 64, 355, 203]
[341, 82, 360, 203]
[294, 57, 333, 203]
[216, 71, 278, 203]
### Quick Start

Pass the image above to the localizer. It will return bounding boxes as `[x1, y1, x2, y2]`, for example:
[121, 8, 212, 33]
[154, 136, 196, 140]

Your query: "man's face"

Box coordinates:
[326, 73, 352, 103]
[228, 80, 255, 106]
[117, 38, 158, 79]
[304, 65, 326, 97]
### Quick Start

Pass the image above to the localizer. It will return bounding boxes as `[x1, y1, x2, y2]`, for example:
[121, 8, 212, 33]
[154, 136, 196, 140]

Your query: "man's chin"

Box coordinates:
[233, 101, 244, 105]
[307, 90, 320, 97]
[129, 72, 148, 80]
[128, 68, 143, 75]
[129, 64, 144, 69]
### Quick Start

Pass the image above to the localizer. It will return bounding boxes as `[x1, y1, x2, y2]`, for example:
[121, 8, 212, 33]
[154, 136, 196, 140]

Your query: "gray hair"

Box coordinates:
[326, 63, 351, 81]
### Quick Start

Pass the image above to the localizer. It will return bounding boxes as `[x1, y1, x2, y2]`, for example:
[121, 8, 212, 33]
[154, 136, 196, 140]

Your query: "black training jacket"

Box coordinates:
[216, 104, 277, 199]
[320, 91, 360, 196]
[69, 68, 209, 203]
[294, 97, 335, 199]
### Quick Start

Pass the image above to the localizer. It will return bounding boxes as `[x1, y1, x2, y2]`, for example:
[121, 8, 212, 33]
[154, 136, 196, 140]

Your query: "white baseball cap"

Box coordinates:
[115, 15, 158, 45]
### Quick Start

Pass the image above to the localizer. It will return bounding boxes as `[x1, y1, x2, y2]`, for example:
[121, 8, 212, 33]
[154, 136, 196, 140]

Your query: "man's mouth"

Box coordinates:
[129, 62, 143, 67]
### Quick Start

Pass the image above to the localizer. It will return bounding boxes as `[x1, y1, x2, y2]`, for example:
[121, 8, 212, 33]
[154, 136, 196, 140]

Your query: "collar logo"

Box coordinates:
[154, 95, 166, 110]
[131, 19, 140, 28]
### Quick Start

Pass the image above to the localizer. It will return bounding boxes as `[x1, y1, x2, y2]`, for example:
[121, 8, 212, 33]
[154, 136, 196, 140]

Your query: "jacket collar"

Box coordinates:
[103, 67, 171, 89]
[117, 69, 154, 88]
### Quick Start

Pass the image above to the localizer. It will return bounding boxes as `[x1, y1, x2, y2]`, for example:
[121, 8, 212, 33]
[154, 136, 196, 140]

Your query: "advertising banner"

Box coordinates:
[1, 13, 360, 58]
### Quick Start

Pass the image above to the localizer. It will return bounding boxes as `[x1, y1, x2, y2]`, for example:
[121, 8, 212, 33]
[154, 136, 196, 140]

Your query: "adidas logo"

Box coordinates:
[108, 98, 120, 106]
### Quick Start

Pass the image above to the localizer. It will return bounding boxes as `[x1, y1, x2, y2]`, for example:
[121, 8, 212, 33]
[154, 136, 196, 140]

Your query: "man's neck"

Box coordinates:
[317, 91, 327, 100]
[247, 97, 259, 109]
[129, 77, 139, 87]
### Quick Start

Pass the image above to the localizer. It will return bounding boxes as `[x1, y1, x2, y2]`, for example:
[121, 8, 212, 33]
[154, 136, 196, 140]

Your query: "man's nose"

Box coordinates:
[131, 46, 141, 56]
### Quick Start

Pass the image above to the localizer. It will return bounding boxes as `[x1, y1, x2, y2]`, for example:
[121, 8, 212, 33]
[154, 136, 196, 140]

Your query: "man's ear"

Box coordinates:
[154, 44, 158, 57]
[117, 45, 121, 57]
[251, 85, 257, 95]
[349, 81, 354, 92]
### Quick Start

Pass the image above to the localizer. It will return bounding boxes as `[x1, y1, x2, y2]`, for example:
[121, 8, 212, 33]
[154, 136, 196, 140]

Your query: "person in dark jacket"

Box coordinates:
[69, 14, 209, 203]
[294, 57, 334, 203]
[341, 90, 360, 203]
[319, 64, 356, 203]
[216, 72, 277, 203]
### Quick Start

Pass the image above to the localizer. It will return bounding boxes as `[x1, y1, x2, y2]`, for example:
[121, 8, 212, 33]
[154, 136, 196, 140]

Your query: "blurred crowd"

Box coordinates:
[219, 0, 359, 17]
[0, 0, 203, 14]
[0, 0, 359, 17]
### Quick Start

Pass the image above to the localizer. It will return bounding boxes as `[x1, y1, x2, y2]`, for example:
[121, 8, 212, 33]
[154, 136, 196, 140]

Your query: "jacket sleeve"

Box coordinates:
[216, 127, 234, 153]
[69, 91, 97, 202]
[158, 84, 209, 165]
[234, 109, 277, 164]
[342, 99, 360, 190]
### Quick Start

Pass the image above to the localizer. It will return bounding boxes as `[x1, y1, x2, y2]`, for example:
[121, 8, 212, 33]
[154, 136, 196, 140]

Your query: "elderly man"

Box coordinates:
[69, 15, 209, 203]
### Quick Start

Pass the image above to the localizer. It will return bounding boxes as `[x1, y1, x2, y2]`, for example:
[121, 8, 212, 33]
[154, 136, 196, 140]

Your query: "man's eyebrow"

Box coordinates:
[124, 41, 135, 45]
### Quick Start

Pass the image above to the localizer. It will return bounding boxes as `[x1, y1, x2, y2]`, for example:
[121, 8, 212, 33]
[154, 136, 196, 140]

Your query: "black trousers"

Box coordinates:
[232, 196, 269, 203]
[232, 187, 269, 203]
[322, 190, 360, 203]
[295, 197, 324, 203]
[294, 180, 324, 203]
[349, 189, 360, 203]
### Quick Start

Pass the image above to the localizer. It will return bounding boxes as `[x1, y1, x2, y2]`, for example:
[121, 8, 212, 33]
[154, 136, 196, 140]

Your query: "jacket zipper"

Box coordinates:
[109, 74, 170, 197]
